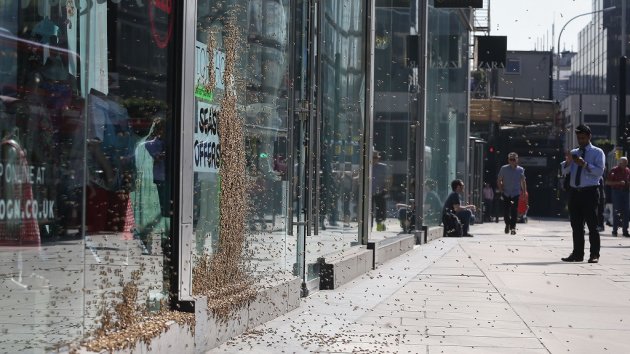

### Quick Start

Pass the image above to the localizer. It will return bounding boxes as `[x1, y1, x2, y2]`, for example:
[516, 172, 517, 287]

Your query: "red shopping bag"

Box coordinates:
[518, 191, 529, 216]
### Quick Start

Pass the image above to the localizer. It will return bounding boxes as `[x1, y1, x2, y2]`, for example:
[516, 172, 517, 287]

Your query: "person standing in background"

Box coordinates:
[482, 183, 494, 222]
[605, 157, 630, 237]
[497, 152, 527, 235]
[372, 150, 391, 231]
[562, 125, 605, 263]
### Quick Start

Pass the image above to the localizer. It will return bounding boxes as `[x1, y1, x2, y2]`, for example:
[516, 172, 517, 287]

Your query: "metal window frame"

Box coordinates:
[175, 0, 197, 303]
[414, 0, 429, 236]
[505, 58, 521, 75]
[361, 0, 376, 244]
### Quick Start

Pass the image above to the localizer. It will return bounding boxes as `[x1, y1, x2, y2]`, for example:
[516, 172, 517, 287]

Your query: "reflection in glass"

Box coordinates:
[0, 0, 176, 350]
[193, 0, 294, 291]
[424, 6, 471, 225]
[374, 3, 415, 234]
[310, 0, 366, 278]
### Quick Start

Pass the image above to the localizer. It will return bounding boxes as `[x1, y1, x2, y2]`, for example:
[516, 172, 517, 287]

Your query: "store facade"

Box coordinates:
[371, 0, 473, 230]
[0, 0, 472, 352]
[424, 3, 473, 225]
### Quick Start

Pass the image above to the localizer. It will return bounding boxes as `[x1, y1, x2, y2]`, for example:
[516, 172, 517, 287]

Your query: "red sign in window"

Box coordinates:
[149, 0, 174, 49]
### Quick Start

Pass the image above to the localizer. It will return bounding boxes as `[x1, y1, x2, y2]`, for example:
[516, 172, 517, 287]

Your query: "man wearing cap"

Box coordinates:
[605, 156, 630, 237]
[562, 124, 605, 263]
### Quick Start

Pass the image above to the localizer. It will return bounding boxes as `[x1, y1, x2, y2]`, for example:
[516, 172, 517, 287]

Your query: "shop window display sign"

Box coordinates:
[194, 101, 221, 173]
[195, 40, 226, 99]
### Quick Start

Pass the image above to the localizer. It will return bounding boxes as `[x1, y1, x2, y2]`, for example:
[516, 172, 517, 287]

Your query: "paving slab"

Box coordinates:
[210, 219, 630, 354]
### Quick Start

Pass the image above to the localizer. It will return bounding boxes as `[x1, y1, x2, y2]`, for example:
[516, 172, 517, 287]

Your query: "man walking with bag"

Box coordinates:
[497, 152, 527, 235]
[605, 156, 630, 237]
[562, 125, 605, 263]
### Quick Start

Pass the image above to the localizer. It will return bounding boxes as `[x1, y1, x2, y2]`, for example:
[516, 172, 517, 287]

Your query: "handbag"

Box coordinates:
[442, 209, 463, 237]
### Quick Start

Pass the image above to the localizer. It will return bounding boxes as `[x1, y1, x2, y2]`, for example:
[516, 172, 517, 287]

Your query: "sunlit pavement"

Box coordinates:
[210, 218, 630, 354]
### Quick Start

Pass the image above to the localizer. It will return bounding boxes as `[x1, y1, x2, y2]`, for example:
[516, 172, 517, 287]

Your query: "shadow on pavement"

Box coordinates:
[500, 261, 568, 266]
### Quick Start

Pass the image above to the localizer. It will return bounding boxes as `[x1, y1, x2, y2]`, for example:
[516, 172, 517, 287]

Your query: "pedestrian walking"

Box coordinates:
[497, 152, 527, 235]
[371, 150, 391, 231]
[482, 183, 494, 222]
[561, 125, 605, 263]
[443, 179, 476, 237]
[605, 157, 630, 237]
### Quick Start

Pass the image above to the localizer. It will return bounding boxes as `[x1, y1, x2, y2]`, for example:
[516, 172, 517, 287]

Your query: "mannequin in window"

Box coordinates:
[0, 128, 40, 245]
[23, 53, 76, 240]
[86, 89, 137, 233]
[32, 16, 60, 45]
[57, 96, 85, 239]
[144, 117, 169, 218]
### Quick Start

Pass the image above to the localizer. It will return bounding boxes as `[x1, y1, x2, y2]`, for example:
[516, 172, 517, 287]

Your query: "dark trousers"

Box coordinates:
[568, 187, 601, 258]
[503, 195, 519, 230]
[372, 192, 387, 224]
[611, 189, 629, 234]
[483, 198, 493, 221]
[456, 209, 472, 235]
[598, 194, 606, 228]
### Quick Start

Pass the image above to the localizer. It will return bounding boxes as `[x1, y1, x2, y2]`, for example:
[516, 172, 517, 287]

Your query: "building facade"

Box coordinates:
[562, 0, 630, 151]
[0, 0, 474, 352]
[553, 50, 577, 102]
[569, 0, 608, 95]
[496, 50, 553, 100]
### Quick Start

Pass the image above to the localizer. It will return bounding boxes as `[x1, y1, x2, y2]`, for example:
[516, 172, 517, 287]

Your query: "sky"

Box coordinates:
[491, 0, 595, 52]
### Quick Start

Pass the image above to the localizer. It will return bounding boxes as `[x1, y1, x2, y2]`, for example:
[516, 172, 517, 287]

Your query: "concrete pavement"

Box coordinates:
[209, 218, 630, 354]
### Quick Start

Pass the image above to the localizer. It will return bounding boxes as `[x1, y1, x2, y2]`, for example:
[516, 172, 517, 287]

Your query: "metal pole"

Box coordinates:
[620, 56, 627, 154]
[414, 0, 428, 242]
[361, 0, 375, 244]
[623, 0, 626, 57]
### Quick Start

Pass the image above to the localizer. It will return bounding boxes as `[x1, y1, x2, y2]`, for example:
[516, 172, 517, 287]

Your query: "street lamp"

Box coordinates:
[555, 6, 616, 101]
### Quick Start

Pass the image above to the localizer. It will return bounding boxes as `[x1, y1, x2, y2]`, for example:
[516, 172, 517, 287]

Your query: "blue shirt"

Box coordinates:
[498, 165, 525, 197]
[562, 143, 605, 188]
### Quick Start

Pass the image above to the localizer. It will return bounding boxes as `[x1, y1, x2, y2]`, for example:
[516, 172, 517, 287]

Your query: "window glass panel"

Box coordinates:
[192, 0, 293, 299]
[0, 0, 177, 351]
[584, 114, 608, 123]
[311, 0, 366, 278]
[506, 58, 521, 74]
[425, 6, 470, 226]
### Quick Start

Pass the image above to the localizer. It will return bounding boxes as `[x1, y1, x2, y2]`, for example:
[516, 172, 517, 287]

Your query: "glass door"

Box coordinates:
[289, 0, 316, 293]
[290, 0, 369, 292]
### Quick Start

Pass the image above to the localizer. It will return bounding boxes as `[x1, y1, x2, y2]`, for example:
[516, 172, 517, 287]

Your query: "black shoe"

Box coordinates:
[510, 229, 516, 235]
[612, 231, 618, 237]
[462, 233, 474, 237]
[561, 255, 584, 262]
[623, 231, 630, 237]
[588, 256, 599, 263]
[505, 225, 509, 234]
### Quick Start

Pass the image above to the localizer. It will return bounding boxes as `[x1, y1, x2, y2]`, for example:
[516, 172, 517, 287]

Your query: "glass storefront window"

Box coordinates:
[424, 4, 471, 226]
[191, 0, 294, 305]
[1, 0, 177, 351]
[373, 2, 417, 235]
[311, 0, 367, 278]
